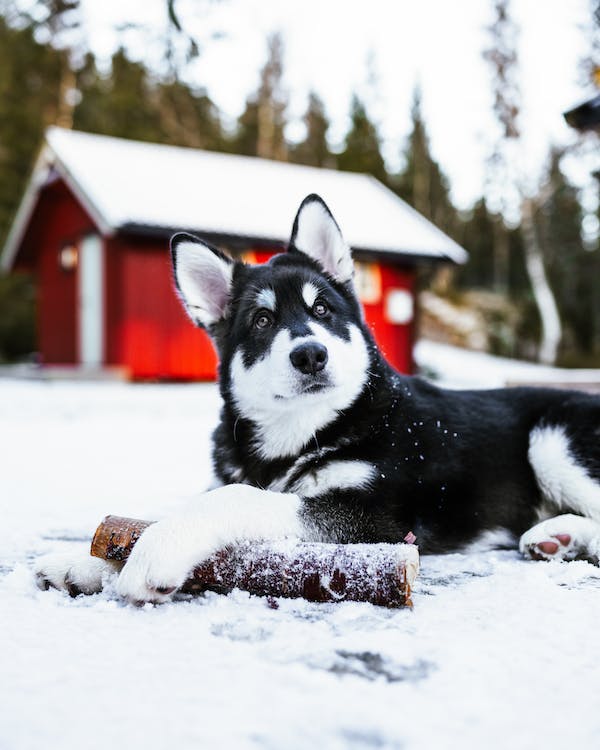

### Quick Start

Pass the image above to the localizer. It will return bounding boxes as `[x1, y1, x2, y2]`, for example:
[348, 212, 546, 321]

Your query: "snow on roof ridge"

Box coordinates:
[46, 126, 371, 184]
[364, 175, 467, 263]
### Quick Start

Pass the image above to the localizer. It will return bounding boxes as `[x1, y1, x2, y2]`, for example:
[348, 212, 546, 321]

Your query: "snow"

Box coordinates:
[415, 339, 600, 389]
[2, 369, 600, 749]
[0, 128, 468, 272]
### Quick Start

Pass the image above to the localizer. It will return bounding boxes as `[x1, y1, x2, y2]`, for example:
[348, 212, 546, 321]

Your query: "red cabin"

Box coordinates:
[1, 129, 466, 379]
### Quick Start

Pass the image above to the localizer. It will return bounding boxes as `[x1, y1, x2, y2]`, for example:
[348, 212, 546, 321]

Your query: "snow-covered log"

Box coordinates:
[91, 515, 419, 608]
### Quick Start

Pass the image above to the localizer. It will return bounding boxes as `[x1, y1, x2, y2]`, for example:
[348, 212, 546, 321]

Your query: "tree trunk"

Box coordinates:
[520, 196, 562, 364]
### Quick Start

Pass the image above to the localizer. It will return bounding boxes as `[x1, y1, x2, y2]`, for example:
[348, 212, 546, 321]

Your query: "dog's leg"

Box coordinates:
[35, 552, 123, 596]
[116, 484, 305, 604]
[519, 514, 600, 562]
[529, 423, 600, 520]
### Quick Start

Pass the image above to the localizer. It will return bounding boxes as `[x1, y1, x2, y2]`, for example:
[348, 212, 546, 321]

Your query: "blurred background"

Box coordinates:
[1, 0, 600, 373]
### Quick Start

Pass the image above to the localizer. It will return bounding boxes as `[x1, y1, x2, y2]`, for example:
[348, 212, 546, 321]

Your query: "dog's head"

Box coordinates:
[170, 195, 374, 457]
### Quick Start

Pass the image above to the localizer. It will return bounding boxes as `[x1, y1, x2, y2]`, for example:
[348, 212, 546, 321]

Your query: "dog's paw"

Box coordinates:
[519, 514, 600, 563]
[115, 519, 203, 604]
[35, 552, 115, 596]
[115, 485, 304, 604]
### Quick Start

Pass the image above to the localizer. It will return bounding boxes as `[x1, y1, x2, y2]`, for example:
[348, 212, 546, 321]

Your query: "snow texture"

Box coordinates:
[36, 128, 467, 262]
[2, 356, 600, 749]
[415, 339, 600, 389]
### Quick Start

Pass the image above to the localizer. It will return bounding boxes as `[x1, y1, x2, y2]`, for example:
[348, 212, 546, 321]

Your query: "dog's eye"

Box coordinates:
[313, 299, 329, 317]
[253, 310, 273, 330]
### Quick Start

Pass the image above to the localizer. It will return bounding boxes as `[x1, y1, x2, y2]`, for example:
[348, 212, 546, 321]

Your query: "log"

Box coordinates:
[91, 515, 419, 608]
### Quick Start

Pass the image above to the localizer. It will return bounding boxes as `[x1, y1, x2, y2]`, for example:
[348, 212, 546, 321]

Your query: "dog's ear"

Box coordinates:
[288, 194, 354, 284]
[170, 233, 234, 328]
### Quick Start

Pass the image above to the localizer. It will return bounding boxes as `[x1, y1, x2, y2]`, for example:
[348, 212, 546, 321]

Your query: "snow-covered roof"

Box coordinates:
[1, 127, 468, 271]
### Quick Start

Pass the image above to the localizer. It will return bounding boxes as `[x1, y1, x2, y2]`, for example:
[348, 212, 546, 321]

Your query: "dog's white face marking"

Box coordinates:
[230, 322, 369, 459]
[301, 282, 319, 309]
[256, 287, 276, 312]
[529, 426, 600, 521]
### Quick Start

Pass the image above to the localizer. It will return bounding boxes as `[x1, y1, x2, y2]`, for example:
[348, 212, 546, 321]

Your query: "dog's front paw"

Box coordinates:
[35, 552, 115, 596]
[115, 485, 304, 604]
[115, 519, 204, 604]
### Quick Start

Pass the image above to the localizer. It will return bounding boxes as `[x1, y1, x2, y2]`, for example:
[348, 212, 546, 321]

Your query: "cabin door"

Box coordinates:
[78, 233, 104, 367]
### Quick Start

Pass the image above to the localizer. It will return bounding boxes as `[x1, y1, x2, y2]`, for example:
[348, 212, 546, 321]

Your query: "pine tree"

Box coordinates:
[70, 52, 108, 133]
[0, 272, 36, 362]
[155, 81, 225, 150]
[337, 94, 387, 182]
[23, 0, 84, 128]
[290, 92, 333, 167]
[393, 87, 457, 237]
[80, 49, 163, 142]
[455, 199, 496, 289]
[0, 17, 62, 246]
[234, 99, 260, 157]
[73, 49, 226, 151]
[0, 14, 62, 359]
[233, 33, 288, 160]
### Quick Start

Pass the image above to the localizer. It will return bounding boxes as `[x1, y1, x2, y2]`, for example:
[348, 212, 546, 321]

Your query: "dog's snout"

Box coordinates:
[290, 342, 328, 375]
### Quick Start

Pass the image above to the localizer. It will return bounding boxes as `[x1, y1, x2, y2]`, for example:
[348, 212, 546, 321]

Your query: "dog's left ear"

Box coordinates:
[170, 232, 234, 328]
[289, 194, 354, 284]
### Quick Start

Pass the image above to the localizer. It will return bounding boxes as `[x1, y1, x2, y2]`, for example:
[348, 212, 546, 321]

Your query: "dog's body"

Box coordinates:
[37, 195, 600, 603]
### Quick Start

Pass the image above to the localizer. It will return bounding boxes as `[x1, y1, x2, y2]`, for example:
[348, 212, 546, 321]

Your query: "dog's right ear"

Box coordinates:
[288, 194, 354, 284]
[170, 233, 234, 328]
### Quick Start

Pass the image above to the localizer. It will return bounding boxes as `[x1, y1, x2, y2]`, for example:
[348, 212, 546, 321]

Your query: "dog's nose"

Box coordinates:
[290, 342, 328, 375]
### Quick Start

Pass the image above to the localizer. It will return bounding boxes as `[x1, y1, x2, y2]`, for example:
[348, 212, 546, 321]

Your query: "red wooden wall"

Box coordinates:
[18, 180, 96, 364]
[361, 263, 415, 375]
[105, 235, 218, 379]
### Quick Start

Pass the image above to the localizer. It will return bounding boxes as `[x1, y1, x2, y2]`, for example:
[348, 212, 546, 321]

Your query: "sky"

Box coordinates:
[73, 0, 597, 211]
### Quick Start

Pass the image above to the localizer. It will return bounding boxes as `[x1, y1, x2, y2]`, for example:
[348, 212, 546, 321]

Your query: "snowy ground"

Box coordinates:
[2, 348, 600, 750]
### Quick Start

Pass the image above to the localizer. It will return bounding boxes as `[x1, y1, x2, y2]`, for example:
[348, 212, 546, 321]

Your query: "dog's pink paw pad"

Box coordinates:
[536, 541, 559, 556]
[554, 534, 571, 547]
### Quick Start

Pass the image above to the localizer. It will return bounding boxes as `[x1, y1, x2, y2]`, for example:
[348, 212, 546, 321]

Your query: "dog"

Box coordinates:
[36, 194, 600, 603]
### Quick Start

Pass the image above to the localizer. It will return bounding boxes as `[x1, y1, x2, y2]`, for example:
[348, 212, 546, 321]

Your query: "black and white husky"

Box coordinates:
[37, 194, 600, 603]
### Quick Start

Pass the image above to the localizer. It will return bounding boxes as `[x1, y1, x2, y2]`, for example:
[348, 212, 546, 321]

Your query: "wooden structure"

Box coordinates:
[1, 129, 467, 379]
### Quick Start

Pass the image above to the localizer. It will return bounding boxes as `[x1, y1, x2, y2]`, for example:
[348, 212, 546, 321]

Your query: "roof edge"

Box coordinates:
[1, 131, 115, 272]
[115, 223, 457, 265]
[365, 176, 469, 265]
[1, 145, 53, 272]
[46, 127, 113, 237]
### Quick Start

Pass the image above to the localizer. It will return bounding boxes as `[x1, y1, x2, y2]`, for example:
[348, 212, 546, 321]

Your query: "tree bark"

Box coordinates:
[91, 515, 419, 608]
